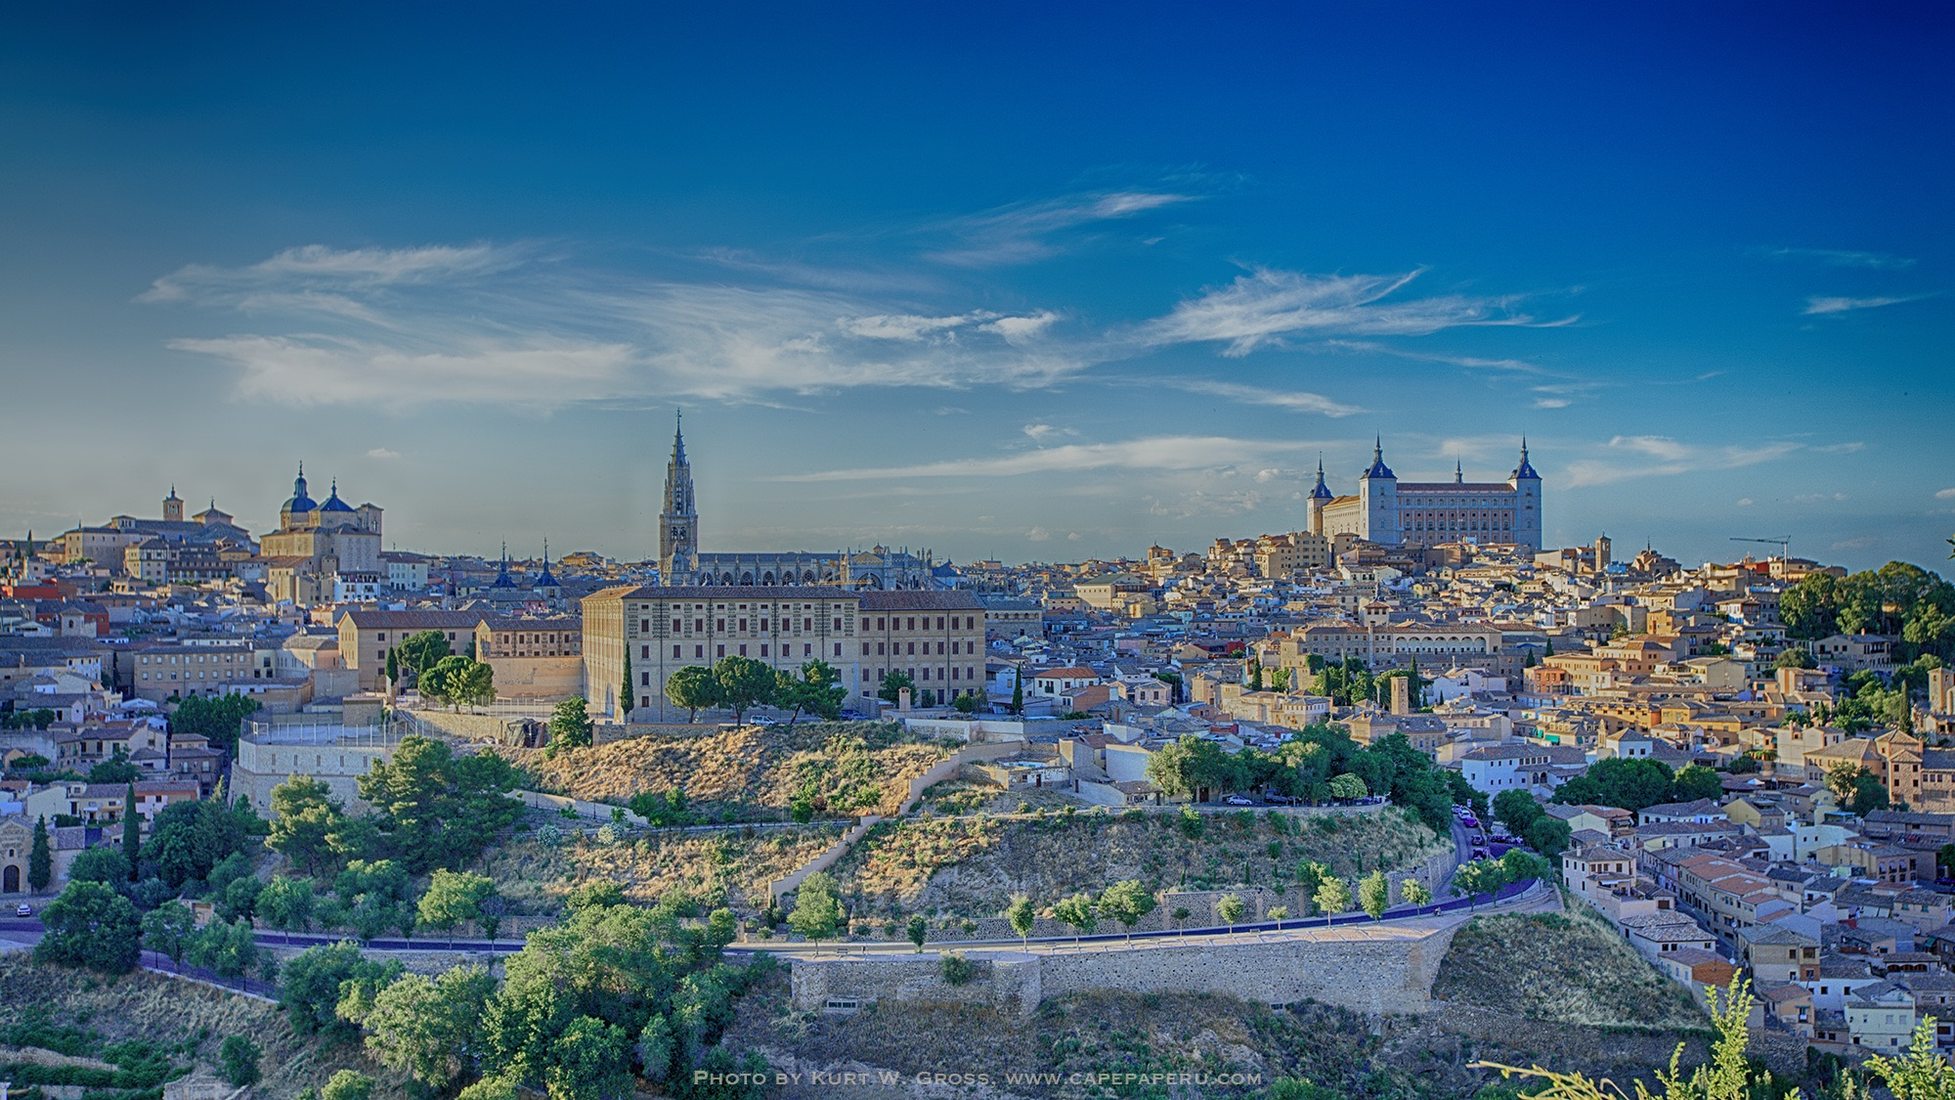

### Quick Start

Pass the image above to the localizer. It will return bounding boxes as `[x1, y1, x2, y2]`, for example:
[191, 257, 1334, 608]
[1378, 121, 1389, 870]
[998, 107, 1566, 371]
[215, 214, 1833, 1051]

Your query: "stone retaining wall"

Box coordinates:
[791, 919, 1464, 1020]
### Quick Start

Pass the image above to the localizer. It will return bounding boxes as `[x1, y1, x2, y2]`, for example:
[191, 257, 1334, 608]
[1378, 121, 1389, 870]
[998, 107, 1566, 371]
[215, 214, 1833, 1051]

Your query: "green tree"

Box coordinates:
[361, 965, 496, 1091]
[1552, 757, 1677, 812]
[321, 1070, 374, 1100]
[420, 655, 495, 709]
[1099, 879, 1156, 941]
[1010, 668, 1023, 715]
[1524, 816, 1573, 857]
[140, 900, 196, 967]
[419, 869, 499, 944]
[1492, 790, 1543, 835]
[258, 875, 316, 932]
[906, 913, 928, 953]
[1005, 895, 1035, 946]
[1864, 1016, 1955, 1099]
[877, 669, 915, 705]
[219, 1035, 261, 1087]
[36, 881, 139, 972]
[69, 845, 131, 886]
[1671, 764, 1724, 803]
[356, 735, 520, 872]
[1053, 891, 1097, 943]
[89, 753, 141, 785]
[546, 696, 594, 755]
[1247, 661, 1264, 691]
[1358, 870, 1390, 919]
[777, 659, 845, 726]
[787, 871, 844, 951]
[167, 693, 262, 756]
[664, 665, 716, 722]
[27, 815, 52, 891]
[1401, 879, 1432, 907]
[1474, 978, 1768, 1100]
[118, 786, 139, 879]
[1294, 860, 1329, 907]
[187, 916, 262, 977]
[394, 630, 452, 685]
[269, 775, 347, 875]
[1328, 772, 1368, 801]
[621, 644, 634, 718]
[1215, 893, 1245, 932]
[1852, 772, 1891, 816]
[952, 691, 980, 714]
[331, 858, 419, 940]
[1774, 647, 1817, 670]
[546, 1015, 632, 1100]
[1314, 875, 1353, 917]
[712, 655, 777, 723]
[385, 646, 400, 690]
[281, 942, 401, 1042]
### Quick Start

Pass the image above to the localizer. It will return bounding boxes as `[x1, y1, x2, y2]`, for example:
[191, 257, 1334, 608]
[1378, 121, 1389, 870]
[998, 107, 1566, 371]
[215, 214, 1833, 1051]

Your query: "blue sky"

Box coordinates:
[2, 3, 1950, 570]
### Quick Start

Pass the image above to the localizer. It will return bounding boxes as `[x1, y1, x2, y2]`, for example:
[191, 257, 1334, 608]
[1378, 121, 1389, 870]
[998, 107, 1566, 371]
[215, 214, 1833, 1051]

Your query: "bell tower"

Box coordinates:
[659, 410, 699, 583]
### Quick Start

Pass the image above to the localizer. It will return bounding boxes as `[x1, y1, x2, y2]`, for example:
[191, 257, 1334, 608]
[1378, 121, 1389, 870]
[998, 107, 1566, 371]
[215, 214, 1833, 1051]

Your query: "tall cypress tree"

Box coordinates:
[622, 645, 634, 718]
[385, 647, 399, 689]
[28, 815, 52, 891]
[1010, 668, 1023, 715]
[122, 782, 140, 880]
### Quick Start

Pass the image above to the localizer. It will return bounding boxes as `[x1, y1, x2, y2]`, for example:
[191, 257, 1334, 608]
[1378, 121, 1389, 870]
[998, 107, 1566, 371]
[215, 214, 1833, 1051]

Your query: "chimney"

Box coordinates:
[898, 687, 912, 712]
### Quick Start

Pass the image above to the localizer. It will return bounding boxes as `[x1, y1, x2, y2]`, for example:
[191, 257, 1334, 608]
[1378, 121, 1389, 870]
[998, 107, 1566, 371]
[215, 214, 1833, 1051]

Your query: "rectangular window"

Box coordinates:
[716, 645, 725, 658]
[716, 619, 726, 631]
[641, 645, 650, 659]
[695, 645, 704, 658]
[760, 645, 769, 657]
[862, 643, 870, 655]
[672, 645, 681, 658]
[833, 643, 842, 657]
[739, 645, 747, 656]
[738, 618, 748, 632]
[672, 619, 682, 633]
[640, 671, 650, 686]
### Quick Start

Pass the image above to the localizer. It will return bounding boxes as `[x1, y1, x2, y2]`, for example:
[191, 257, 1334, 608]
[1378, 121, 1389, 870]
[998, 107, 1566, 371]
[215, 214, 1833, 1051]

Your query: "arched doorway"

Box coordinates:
[2, 864, 19, 893]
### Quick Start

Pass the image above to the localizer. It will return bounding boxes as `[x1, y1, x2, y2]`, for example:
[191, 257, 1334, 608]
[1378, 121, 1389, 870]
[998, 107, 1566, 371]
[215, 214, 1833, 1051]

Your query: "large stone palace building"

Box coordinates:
[657, 412, 940, 590]
[1308, 438, 1543, 552]
[582, 584, 985, 719]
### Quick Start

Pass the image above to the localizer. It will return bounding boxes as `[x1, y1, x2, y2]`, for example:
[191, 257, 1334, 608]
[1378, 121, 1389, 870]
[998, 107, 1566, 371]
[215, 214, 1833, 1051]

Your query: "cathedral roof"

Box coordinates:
[1309, 457, 1335, 500]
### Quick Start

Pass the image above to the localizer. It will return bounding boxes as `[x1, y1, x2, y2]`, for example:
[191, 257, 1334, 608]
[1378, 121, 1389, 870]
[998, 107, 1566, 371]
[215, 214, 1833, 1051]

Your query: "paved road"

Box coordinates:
[0, 879, 1542, 963]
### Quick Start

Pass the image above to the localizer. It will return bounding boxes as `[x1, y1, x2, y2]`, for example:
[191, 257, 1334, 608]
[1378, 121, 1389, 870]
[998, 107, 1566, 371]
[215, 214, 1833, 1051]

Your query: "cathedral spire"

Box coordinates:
[1456, 459, 1464, 483]
[672, 408, 687, 464]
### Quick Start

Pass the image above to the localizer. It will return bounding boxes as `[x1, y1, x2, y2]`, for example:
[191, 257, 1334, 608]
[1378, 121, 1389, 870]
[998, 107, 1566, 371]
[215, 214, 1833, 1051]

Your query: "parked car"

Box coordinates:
[1263, 791, 1297, 805]
[1223, 794, 1256, 807]
[1471, 846, 1489, 859]
[1460, 816, 1479, 829]
[13, 903, 30, 918]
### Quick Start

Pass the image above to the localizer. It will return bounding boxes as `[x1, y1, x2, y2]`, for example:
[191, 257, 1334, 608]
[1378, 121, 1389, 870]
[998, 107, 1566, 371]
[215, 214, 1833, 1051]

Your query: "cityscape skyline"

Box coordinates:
[1, 5, 1950, 569]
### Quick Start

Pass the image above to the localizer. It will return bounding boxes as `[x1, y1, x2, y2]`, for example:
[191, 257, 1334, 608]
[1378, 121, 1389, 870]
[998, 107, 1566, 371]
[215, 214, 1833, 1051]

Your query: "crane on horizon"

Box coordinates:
[1730, 535, 1792, 561]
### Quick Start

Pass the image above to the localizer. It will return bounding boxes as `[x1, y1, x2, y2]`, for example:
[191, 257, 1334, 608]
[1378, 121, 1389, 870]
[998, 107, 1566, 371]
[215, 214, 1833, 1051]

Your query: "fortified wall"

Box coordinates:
[790, 919, 1463, 1020]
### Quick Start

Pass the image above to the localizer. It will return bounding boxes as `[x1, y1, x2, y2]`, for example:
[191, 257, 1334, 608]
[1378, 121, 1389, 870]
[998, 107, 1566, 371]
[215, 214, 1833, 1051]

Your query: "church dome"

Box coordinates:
[320, 479, 355, 513]
[284, 465, 317, 514]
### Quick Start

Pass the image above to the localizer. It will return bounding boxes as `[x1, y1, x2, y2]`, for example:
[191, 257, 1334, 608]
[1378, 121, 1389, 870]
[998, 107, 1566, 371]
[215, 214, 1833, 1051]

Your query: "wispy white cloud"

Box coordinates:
[1562, 435, 1803, 488]
[1812, 441, 1865, 454]
[1768, 247, 1915, 270]
[1140, 268, 1575, 357]
[924, 190, 1195, 267]
[1021, 423, 1078, 441]
[366, 447, 402, 460]
[1165, 379, 1364, 417]
[147, 247, 1086, 408]
[140, 243, 522, 305]
[775, 435, 1316, 482]
[1935, 487, 1955, 500]
[1803, 293, 1930, 316]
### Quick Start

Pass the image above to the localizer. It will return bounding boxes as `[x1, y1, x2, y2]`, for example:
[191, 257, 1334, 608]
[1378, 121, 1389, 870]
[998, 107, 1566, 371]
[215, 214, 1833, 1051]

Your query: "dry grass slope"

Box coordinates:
[0, 954, 400, 1099]
[1431, 910, 1707, 1030]
[482, 820, 844, 916]
[515, 720, 954, 819]
[831, 807, 1448, 918]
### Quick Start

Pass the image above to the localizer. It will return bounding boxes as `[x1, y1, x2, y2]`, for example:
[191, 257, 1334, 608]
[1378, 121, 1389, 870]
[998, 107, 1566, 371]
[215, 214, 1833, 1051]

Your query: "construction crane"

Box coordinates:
[1730, 535, 1791, 561]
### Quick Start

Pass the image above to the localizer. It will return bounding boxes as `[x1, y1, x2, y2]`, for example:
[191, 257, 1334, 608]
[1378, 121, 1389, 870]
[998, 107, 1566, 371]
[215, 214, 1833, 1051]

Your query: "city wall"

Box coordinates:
[790, 920, 1463, 1019]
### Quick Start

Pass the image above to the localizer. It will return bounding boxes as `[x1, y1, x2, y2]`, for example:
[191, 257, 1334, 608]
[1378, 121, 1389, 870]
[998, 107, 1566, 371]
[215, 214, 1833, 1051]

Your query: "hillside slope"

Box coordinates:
[516, 720, 955, 819]
[831, 806, 1448, 920]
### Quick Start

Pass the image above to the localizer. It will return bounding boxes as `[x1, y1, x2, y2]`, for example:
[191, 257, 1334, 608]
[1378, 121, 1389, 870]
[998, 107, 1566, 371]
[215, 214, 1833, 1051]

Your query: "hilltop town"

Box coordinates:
[2, 427, 1954, 1099]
